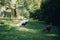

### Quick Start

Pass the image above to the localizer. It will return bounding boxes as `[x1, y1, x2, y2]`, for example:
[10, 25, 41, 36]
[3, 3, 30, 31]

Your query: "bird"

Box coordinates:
[16, 19, 28, 26]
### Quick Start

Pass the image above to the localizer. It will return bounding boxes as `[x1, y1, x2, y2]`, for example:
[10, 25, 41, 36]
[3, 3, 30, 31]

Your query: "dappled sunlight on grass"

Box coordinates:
[18, 27, 29, 31]
[0, 20, 46, 40]
[18, 27, 40, 34]
[0, 32, 7, 34]
[46, 34, 58, 37]
[0, 20, 60, 40]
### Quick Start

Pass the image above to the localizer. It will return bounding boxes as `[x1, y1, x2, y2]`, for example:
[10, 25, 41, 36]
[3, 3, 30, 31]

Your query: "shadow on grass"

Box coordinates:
[0, 24, 45, 40]
[42, 26, 60, 40]
[25, 20, 60, 40]
[0, 24, 17, 32]
[24, 20, 46, 30]
[0, 20, 60, 40]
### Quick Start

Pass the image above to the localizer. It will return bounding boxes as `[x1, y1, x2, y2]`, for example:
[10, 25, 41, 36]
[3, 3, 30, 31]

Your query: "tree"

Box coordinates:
[39, 0, 60, 26]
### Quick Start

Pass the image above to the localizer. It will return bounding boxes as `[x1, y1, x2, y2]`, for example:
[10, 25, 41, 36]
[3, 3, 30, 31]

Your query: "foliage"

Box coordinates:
[18, 0, 41, 18]
[39, 0, 60, 26]
[0, 0, 41, 18]
[29, 0, 60, 26]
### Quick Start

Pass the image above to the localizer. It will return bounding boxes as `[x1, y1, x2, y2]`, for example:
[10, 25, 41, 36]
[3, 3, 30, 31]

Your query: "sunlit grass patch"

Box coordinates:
[17, 27, 40, 34]
[46, 34, 58, 37]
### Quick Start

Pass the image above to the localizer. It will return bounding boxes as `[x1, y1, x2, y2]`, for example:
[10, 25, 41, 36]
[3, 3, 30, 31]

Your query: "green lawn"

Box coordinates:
[0, 20, 60, 40]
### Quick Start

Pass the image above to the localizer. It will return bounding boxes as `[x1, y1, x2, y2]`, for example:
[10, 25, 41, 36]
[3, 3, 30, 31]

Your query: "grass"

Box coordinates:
[0, 20, 60, 40]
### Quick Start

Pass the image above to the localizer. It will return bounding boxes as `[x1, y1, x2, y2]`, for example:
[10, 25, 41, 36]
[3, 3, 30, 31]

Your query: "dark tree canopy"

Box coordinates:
[30, 0, 60, 26]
